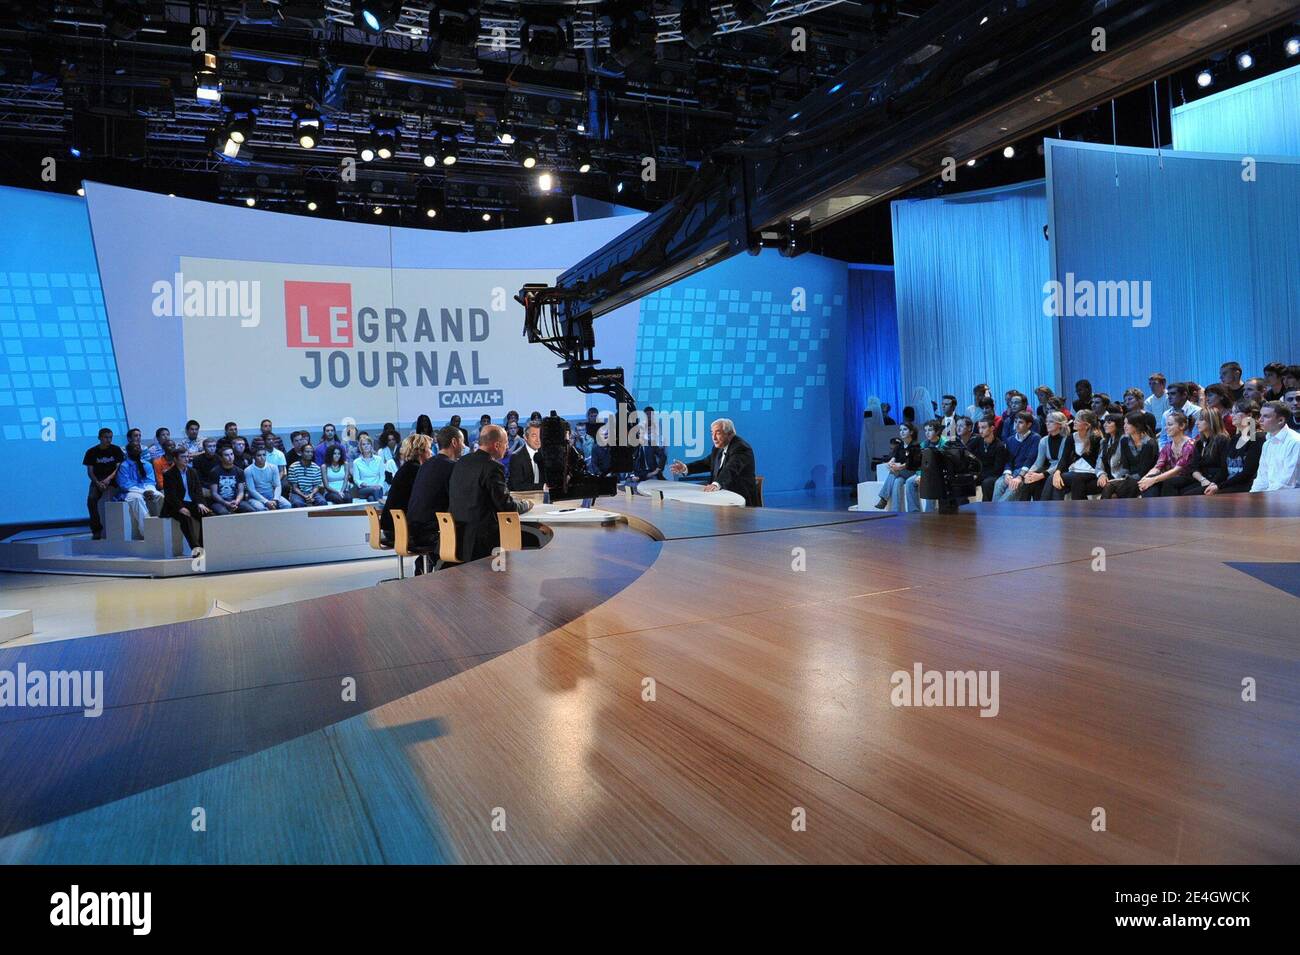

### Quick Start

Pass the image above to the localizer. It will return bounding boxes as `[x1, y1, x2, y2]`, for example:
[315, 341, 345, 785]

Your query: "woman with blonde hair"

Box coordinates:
[1057, 409, 1104, 500]
[380, 433, 434, 544]
[1020, 410, 1072, 500]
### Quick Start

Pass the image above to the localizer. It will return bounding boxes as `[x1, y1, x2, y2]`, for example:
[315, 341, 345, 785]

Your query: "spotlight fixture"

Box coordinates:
[521, 16, 566, 70]
[966, 159, 977, 167]
[294, 108, 322, 149]
[609, 6, 656, 69]
[730, 0, 768, 28]
[1002, 145, 1016, 159]
[307, 200, 318, 211]
[1286, 35, 1300, 57]
[537, 170, 554, 192]
[359, 136, 376, 162]
[105, 0, 146, 40]
[373, 206, 383, 215]
[373, 128, 398, 160]
[544, 216, 554, 224]
[440, 134, 459, 165]
[214, 125, 241, 159]
[681, 0, 718, 49]
[496, 119, 516, 145]
[426, 208, 437, 218]
[481, 212, 491, 222]
[428, 0, 482, 68]
[193, 51, 221, 103]
[1196, 68, 1214, 88]
[1236, 51, 1254, 71]
[574, 146, 594, 174]
[226, 115, 252, 145]
[245, 197, 256, 207]
[76, 186, 85, 197]
[517, 140, 538, 169]
[352, 0, 400, 34]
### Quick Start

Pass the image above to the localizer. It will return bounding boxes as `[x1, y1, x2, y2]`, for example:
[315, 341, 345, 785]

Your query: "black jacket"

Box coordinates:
[407, 454, 457, 531]
[449, 449, 529, 561]
[161, 465, 205, 518]
[380, 460, 420, 539]
[507, 445, 545, 492]
[684, 434, 759, 506]
[967, 436, 1008, 481]
[1189, 434, 1231, 486]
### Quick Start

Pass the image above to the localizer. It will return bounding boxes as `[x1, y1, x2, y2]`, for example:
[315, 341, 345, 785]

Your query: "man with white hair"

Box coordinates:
[670, 418, 759, 505]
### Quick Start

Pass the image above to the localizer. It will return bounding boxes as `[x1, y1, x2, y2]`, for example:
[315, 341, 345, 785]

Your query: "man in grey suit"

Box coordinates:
[670, 418, 759, 506]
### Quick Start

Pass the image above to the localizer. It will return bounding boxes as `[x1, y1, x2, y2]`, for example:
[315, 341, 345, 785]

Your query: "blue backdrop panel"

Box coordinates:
[0, 187, 125, 526]
[1171, 63, 1300, 157]
[633, 250, 847, 492]
[844, 264, 899, 481]
[891, 181, 1055, 411]
[1046, 139, 1300, 396]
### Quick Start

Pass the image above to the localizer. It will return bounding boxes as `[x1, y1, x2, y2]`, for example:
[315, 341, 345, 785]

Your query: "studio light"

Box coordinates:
[359, 136, 376, 162]
[441, 135, 458, 165]
[575, 146, 593, 174]
[245, 197, 256, 207]
[428, 0, 482, 67]
[1236, 51, 1254, 71]
[1196, 68, 1214, 88]
[731, 0, 768, 28]
[681, 0, 717, 50]
[215, 125, 241, 158]
[537, 170, 554, 192]
[227, 115, 252, 145]
[545, 216, 554, 224]
[307, 200, 318, 211]
[194, 51, 221, 103]
[966, 158, 977, 167]
[1002, 145, 1016, 159]
[496, 119, 516, 145]
[521, 17, 566, 70]
[76, 186, 85, 196]
[426, 208, 437, 218]
[373, 205, 383, 215]
[353, 0, 400, 34]
[294, 108, 321, 149]
[1286, 35, 1300, 57]
[609, 6, 656, 70]
[481, 212, 491, 222]
[517, 140, 538, 169]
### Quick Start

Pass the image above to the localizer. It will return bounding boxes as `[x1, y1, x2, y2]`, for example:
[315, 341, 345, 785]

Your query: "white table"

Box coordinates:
[631, 479, 745, 507]
[522, 503, 624, 524]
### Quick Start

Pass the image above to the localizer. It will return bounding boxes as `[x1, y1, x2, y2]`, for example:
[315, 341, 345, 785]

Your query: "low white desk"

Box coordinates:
[631, 479, 745, 507]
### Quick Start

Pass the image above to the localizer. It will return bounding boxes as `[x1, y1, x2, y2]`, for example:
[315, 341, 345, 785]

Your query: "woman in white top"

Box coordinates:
[350, 437, 386, 502]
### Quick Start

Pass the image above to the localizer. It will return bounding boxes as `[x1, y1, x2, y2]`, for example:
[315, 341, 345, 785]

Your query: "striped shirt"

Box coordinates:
[287, 461, 323, 494]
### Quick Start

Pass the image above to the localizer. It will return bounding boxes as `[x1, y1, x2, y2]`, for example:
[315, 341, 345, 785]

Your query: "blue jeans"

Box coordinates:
[878, 469, 916, 510]
[904, 473, 927, 512]
[290, 490, 328, 507]
[353, 484, 384, 502]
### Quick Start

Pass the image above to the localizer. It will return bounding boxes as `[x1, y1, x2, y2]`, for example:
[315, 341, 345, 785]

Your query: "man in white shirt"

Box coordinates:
[1250, 401, 1300, 492]
[507, 422, 545, 492]
[1144, 373, 1171, 447]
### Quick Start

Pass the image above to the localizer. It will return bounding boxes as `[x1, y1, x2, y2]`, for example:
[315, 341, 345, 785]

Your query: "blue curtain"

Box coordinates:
[1047, 139, 1300, 395]
[891, 181, 1056, 411]
[843, 265, 898, 482]
[1171, 63, 1300, 157]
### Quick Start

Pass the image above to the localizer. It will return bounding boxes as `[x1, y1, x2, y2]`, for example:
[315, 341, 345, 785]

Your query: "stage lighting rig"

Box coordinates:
[353, 0, 401, 34]
[521, 12, 568, 70]
[730, 0, 768, 28]
[293, 108, 322, 148]
[428, 0, 482, 68]
[608, 5, 657, 71]
[681, 0, 718, 49]
[193, 51, 222, 103]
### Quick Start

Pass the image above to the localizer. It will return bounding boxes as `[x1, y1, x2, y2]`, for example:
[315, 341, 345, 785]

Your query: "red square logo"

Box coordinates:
[285, 281, 353, 348]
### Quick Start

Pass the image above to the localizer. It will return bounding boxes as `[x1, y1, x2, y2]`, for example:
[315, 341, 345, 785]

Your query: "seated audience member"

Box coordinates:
[583, 407, 602, 441]
[1057, 410, 1103, 500]
[506, 420, 526, 458]
[151, 438, 176, 489]
[1072, 379, 1094, 413]
[314, 423, 345, 465]
[991, 412, 1042, 502]
[229, 435, 254, 468]
[405, 425, 464, 572]
[339, 425, 361, 461]
[114, 440, 162, 538]
[1165, 382, 1199, 436]
[1047, 395, 1074, 419]
[257, 419, 286, 453]
[193, 438, 222, 488]
[287, 447, 328, 508]
[1207, 400, 1264, 495]
[953, 415, 975, 448]
[415, 414, 435, 438]
[874, 422, 922, 510]
[377, 429, 401, 466]
[669, 418, 760, 505]
[1263, 362, 1287, 401]
[1122, 388, 1159, 438]
[379, 433, 433, 544]
[243, 448, 291, 510]
[1020, 411, 1073, 501]
[181, 419, 203, 455]
[508, 421, 546, 492]
[1033, 386, 1055, 430]
[904, 419, 948, 511]
[143, 427, 171, 463]
[1137, 411, 1195, 497]
[940, 395, 960, 439]
[254, 434, 287, 474]
[1219, 361, 1245, 403]
[998, 392, 1036, 443]
[1088, 392, 1113, 417]
[976, 395, 1000, 433]
[222, 421, 243, 449]
[968, 416, 1007, 501]
[350, 438, 387, 502]
[880, 403, 896, 426]
[528, 410, 543, 424]
[1145, 373, 1171, 446]
[1285, 386, 1300, 429]
[320, 445, 352, 504]
[1099, 412, 1159, 499]
[1283, 365, 1300, 396]
[471, 414, 493, 447]
[591, 425, 615, 477]
[633, 437, 668, 484]
[1182, 408, 1231, 495]
[447, 414, 468, 445]
[126, 427, 142, 450]
[966, 385, 991, 421]
[505, 409, 520, 428]
[161, 449, 210, 549]
[448, 425, 534, 562]
[1091, 413, 1124, 498]
[83, 427, 125, 540]
[1203, 385, 1237, 435]
[377, 423, 401, 457]
[208, 446, 255, 514]
[1243, 377, 1269, 405]
[1250, 400, 1300, 492]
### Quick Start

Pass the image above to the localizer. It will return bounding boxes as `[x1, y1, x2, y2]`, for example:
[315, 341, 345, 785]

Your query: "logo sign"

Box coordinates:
[285, 281, 353, 348]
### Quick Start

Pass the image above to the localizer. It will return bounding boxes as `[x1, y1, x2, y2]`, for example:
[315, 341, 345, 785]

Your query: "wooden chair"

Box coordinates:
[754, 475, 765, 507]
[497, 511, 523, 552]
[365, 505, 405, 581]
[391, 509, 436, 576]
[434, 512, 462, 570]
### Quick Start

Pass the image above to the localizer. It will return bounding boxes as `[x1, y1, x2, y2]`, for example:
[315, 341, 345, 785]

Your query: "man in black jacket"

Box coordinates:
[406, 426, 463, 570]
[449, 424, 533, 562]
[507, 421, 545, 492]
[160, 449, 212, 549]
[670, 418, 759, 506]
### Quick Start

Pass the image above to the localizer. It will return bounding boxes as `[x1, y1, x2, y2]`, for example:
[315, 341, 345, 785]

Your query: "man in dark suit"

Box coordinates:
[449, 424, 533, 562]
[670, 418, 759, 506]
[507, 421, 545, 492]
[160, 449, 212, 549]
[632, 406, 667, 482]
[405, 426, 463, 571]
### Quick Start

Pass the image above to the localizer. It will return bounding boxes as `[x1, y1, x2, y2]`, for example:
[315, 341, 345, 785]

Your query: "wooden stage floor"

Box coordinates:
[0, 492, 1296, 864]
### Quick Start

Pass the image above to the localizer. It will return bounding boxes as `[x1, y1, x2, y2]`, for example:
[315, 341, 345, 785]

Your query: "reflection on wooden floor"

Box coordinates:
[1, 492, 1297, 863]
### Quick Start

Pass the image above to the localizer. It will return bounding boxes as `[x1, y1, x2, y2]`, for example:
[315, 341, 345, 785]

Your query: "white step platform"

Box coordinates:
[0, 500, 389, 578]
[0, 609, 34, 644]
